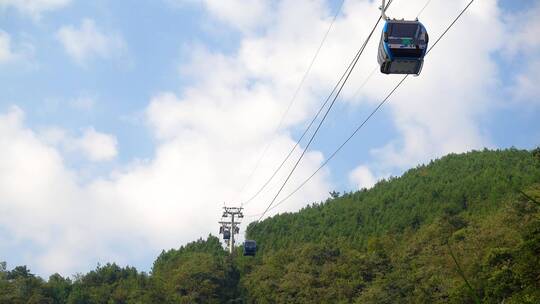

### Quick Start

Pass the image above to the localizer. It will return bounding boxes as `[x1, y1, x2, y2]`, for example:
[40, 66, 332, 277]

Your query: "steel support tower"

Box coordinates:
[219, 206, 243, 254]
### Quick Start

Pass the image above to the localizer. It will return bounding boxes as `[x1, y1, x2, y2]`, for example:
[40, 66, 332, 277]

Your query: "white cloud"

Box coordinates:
[501, 2, 540, 104]
[171, 0, 273, 33]
[511, 60, 540, 103]
[349, 165, 377, 190]
[56, 19, 126, 65]
[0, 0, 70, 19]
[0, 104, 328, 275]
[0, 107, 86, 274]
[38, 126, 67, 146]
[39, 126, 118, 162]
[69, 96, 95, 111]
[75, 127, 118, 162]
[0, 0, 335, 273]
[501, 4, 540, 58]
[0, 30, 17, 64]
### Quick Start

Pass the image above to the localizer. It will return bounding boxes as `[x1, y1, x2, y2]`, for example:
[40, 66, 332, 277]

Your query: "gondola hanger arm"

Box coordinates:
[380, 0, 388, 21]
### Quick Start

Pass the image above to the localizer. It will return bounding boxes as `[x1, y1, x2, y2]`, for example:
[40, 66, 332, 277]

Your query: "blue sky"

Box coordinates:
[0, 0, 538, 277]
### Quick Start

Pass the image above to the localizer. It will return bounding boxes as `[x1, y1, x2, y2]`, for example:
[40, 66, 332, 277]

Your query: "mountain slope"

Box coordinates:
[1, 148, 539, 303]
[239, 148, 540, 303]
[247, 148, 539, 250]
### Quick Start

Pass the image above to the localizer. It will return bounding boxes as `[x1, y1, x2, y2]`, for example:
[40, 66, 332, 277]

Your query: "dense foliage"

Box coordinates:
[2, 148, 539, 303]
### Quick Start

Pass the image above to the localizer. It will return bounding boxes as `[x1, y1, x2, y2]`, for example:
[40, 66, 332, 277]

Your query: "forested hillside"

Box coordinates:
[2, 148, 539, 303]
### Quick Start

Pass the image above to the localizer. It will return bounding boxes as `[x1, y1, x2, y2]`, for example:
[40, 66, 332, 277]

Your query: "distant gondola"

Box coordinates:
[377, 1, 429, 75]
[243, 240, 257, 256]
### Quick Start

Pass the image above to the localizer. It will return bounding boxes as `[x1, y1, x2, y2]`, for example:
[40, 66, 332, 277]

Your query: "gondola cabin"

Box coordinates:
[243, 240, 257, 256]
[377, 19, 428, 75]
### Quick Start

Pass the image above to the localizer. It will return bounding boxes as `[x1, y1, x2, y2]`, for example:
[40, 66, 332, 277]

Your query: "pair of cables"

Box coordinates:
[238, 0, 394, 212]
[251, 0, 476, 221]
[238, 0, 348, 208]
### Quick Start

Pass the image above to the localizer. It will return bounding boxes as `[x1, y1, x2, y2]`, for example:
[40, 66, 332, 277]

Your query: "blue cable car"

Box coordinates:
[243, 240, 257, 256]
[377, 19, 429, 75]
